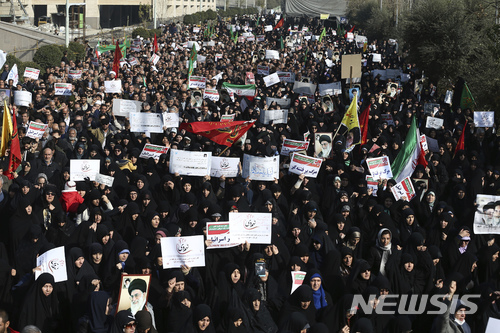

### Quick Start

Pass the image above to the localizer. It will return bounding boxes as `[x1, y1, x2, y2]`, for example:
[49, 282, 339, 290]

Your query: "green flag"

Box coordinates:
[304, 48, 309, 62]
[319, 28, 326, 43]
[280, 36, 283, 50]
[460, 82, 475, 110]
[188, 46, 197, 81]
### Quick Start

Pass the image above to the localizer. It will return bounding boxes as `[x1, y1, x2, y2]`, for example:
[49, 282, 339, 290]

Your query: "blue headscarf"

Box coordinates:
[310, 273, 328, 310]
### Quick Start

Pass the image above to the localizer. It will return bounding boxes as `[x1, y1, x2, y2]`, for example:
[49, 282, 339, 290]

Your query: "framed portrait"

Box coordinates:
[314, 132, 333, 159]
[116, 274, 151, 316]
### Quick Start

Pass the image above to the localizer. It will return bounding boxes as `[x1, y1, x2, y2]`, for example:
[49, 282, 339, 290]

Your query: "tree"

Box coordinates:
[347, 0, 395, 40]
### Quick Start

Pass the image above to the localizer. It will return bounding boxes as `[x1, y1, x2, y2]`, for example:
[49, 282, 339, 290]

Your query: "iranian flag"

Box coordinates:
[391, 116, 427, 183]
[221, 83, 256, 100]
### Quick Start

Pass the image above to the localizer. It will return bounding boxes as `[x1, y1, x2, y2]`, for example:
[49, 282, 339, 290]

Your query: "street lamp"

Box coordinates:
[65, 1, 86, 47]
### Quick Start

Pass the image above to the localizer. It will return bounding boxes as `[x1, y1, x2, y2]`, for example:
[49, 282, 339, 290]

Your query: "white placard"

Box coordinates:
[35, 246, 67, 282]
[366, 176, 379, 197]
[264, 25, 273, 32]
[129, 112, 163, 133]
[242, 154, 279, 181]
[291, 271, 306, 294]
[189, 76, 206, 89]
[366, 156, 393, 180]
[266, 97, 291, 108]
[68, 69, 82, 79]
[150, 54, 160, 65]
[13, 91, 31, 107]
[281, 139, 309, 156]
[162, 112, 180, 128]
[372, 53, 382, 62]
[265, 50, 280, 60]
[95, 173, 114, 187]
[391, 176, 416, 202]
[210, 156, 240, 177]
[263, 73, 280, 87]
[229, 212, 272, 244]
[193, 27, 200, 33]
[474, 111, 495, 127]
[420, 134, 428, 151]
[26, 121, 48, 139]
[169, 149, 212, 176]
[289, 153, 322, 178]
[161, 236, 205, 268]
[23, 67, 40, 80]
[318, 82, 342, 96]
[139, 143, 169, 159]
[104, 80, 122, 94]
[70, 159, 100, 181]
[486, 318, 500, 333]
[204, 89, 219, 101]
[206, 222, 239, 249]
[112, 99, 143, 117]
[257, 35, 265, 42]
[128, 57, 139, 66]
[276, 71, 294, 83]
[260, 109, 288, 125]
[197, 55, 206, 63]
[293, 81, 317, 95]
[257, 65, 270, 76]
[425, 116, 444, 129]
[380, 114, 395, 126]
[54, 83, 73, 96]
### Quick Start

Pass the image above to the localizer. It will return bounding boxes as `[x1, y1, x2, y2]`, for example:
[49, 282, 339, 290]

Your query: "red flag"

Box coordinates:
[180, 120, 255, 147]
[345, 25, 355, 38]
[153, 34, 158, 53]
[112, 41, 122, 75]
[3, 104, 21, 180]
[359, 104, 370, 146]
[454, 120, 467, 158]
[274, 18, 284, 30]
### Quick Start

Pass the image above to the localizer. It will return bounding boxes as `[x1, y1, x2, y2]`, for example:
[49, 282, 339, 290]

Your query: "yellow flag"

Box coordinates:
[0, 100, 12, 157]
[320, 14, 330, 20]
[341, 96, 361, 152]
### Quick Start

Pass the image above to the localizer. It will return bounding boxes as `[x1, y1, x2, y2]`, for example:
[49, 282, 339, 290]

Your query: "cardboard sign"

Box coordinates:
[70, 159, 100, 181]
[35, 246, 67, 282]
[426, 116, 444, 129]
[161, 236, 205, 268]
[104, 80, 122, 94]
[474, 111, 495, 127]
[391, 176, 416, 201]
[95, 173, 114, 187]
[281, 139, 309, 156]
[210, 156, 239, 177]
[112, 99, 143, 117]
[139, 144, 169, 159]
[23, 67, 40, 80]
[229, 212, 272, 244]
[341, 54, 362, 79]
[366, 156, 393, 180]
[13, 91, 31, 107]
[289, 153, 322, 178]
[206, 222, 239, 249]
[242, 154, 279, 181]
[260, 109, 288, 125]
[54, 83, 73, 96]
[189, 76, 206, 89]
[162, 112, 180, 128]
[129, 112, 163, 133]
[26, 121, 48, 139]
[263, 73, 280, 87]
[169, 149, 212, 176]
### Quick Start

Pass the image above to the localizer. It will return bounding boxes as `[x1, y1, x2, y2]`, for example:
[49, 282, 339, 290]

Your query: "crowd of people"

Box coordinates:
[0, 12, 499, 333]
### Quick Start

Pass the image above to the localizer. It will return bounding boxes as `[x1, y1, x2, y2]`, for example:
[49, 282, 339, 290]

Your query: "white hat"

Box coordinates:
[65, 180, 77, 191]
[109, 71, 116, 76]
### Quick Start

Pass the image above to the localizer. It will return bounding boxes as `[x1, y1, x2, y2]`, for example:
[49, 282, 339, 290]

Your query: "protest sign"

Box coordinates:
[112, 99, 143, 117]
[104, 80, 122, 94]
[150, 54, 160, 65]
[420, 134, 428, 151]
[245, 72, 255, 85]
[372, 54, 382, 62]
[162, 112, 180, 128]
[206, 222, 239, 249]
[193, 26, 200, 33]
[257, 65, 270, 75]
[220, 114, 235, 122]
[0, 89, 9, 103]
[291, 271, 306, 294]
[210, 156, 239, 177]
[95, 173, 114, 187]
[35, 246, 67, 282]
[289, 153, 322, 178]
[189, 76, 206, 89]
[426, 136, 440, 152]
[486, 318, 500, 333]
[380, 114, 395, 126]
[161, 236, 205, 268]
[260, 109, 288, 125]
[341, 54, 362, 79]
[129, 112, 163, 133]
[229, 212, 272, 244]
[281, 139, 309, 156]
[474, 111, 495, 127]
[276, 71, 294, 83]
[473, 195, 500, 234]
[68, 69, 82, 79]
[256, 35, 265, 42]
[426, 116, 444, 129]
[139, 144, 169, 159]
[23, 67, 40, 80]
[13, 91, 31, 107]
[54, 83, 73, 96]
[265, 50, 280, 60]
[128, 57, 139, 66]
[366, 176, 379, 196]
[116, 275, 151, 316]
[204, 89, 219, 101]
[70, 159, 100, 181]
[293, 81, 317, 95]
[242, 154, 279, 181]
[318, 82, 342, 96]
[169, 149, 212, 176]
[266, 97, 291, 108]
[366, 156, 393, 180]
[264, 25, 273, 32]
[26, 121, 48, 139]
[263, 73, 280, 87]
[391, 177, 416, 201]
[424, 103, 440, 115]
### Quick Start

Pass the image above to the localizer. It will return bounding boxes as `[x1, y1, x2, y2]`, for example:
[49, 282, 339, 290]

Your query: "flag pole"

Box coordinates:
[218, 146, 230, 156]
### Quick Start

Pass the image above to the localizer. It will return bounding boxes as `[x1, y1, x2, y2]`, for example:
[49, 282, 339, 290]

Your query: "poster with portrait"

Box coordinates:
[117, 274, 151, 316]
[386, 82, 399, 97]
[348, 87, 360, 102]
[190, 90, 204, 108]
[321, 95, 335, 113]
[0, 89, 10, 103]
[473, 194, 500, 234]
[474, 111, 495, 128]
[314, 132, 333, 159]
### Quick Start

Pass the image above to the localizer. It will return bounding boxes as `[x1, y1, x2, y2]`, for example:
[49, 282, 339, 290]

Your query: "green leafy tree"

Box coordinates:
[33, 44, 63, 69]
